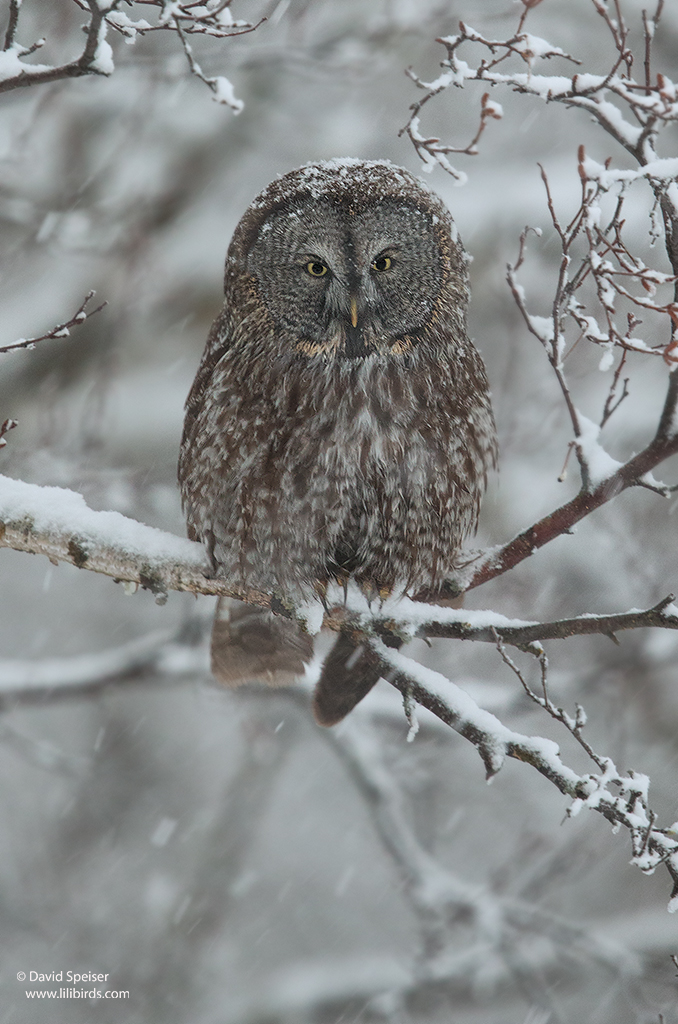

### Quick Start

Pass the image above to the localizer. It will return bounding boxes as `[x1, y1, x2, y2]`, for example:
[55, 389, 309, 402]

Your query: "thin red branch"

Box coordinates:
[0, 419, 18, 448]
[466, 367, 678, 591]
[0, 291, 106, 355]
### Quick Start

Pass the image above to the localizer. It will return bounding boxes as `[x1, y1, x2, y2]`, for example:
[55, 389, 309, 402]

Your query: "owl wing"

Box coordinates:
[181, 304, 231, 454]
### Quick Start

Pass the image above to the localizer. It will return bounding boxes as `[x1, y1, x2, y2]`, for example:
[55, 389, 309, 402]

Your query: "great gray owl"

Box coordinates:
[179, 159, 497, 725]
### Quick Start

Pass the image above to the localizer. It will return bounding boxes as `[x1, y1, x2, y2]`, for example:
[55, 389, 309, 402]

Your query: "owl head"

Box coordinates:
[225, 159, 468, 359]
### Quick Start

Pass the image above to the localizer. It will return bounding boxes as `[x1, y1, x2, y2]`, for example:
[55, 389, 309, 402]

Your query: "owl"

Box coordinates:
[179, 159, 497, 725]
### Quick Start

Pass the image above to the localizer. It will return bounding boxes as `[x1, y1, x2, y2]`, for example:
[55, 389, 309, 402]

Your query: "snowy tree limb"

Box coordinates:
[356, 594, 678, 647]
[362, 638, 678, 907]
[0, 474, 228, 603]
[0, 0, 114, 93]
[0, 0, 261, 107]
[2, 474, 678, 649]
[3, 473, 678, 902]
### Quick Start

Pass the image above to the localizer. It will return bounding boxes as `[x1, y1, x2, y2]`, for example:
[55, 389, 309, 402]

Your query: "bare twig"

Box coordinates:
[398, 90, 502, 179]
[492, 630, 606, 770]
[173, 19, 244, 113]
[464, 366, 678, 592]
[0, 291, 106, 355]
[3, 0, 21, 51]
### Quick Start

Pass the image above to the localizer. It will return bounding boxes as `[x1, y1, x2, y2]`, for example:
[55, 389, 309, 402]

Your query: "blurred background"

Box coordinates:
[1, 1, 678, 1021]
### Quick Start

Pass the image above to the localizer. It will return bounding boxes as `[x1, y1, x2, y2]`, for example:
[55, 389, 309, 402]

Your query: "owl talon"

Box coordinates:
[202, 529, 219, 578]
[314, 580, 330, 612]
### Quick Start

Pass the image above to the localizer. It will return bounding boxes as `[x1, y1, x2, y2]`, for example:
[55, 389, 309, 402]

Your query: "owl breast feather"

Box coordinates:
[179, 340, 496, 601]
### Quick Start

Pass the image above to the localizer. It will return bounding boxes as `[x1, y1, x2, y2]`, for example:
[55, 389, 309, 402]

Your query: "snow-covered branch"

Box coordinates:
[3, 473, 678, 648]
[0, 0, 260, 110]
[351, 594, 678, 648]
[401, 1, 678, 599]
[0, 474, 217, 603]
[0, 0, 116, 93]
[402, 0, 672, 177]
[0, 418, 17, 448]
[2, 476, 678, 902]
[364, 637, 678, 908]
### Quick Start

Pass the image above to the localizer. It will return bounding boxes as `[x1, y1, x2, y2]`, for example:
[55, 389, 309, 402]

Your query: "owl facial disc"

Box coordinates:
[241, 165, 455, 360]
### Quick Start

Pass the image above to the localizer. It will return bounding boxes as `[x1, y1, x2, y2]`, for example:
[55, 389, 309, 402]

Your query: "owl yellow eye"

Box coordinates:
[371, 255, 392, 272]
[306, 261, 328, 277]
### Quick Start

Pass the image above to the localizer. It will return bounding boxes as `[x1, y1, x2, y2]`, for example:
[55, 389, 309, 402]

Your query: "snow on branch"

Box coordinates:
[364, 635, 678, 908]
[0, 473, 214, 603]
[0, 419, 17, 449]
[401, 0, 672, 177]
[321, 713, 636, 1002]
[3, 472, 678, 645]
[4, 474, 678, 902]
[0, 0, 262, 110]
[352, 594, 678, 647]
[0, 290, 106, 355]
[0, 0, 117, 92]
[464, 378, 678, 593]
[399, 0, 678, 596]
[461, 319, 678, 594]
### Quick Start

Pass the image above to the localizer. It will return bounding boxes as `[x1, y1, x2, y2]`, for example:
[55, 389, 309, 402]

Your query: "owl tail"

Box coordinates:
[312, 592, 465, 726]
[211, 598, 313, 687]
[312, 634, 382, 726]
[210, 601, 381, 725]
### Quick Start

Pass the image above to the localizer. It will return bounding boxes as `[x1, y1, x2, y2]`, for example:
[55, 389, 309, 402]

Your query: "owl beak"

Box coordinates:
[350, 297, 358, 329]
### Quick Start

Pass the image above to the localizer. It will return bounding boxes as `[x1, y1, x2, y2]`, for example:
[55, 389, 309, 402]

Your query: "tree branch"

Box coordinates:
[0, 0, 113, 94]
[0, 290, 106, 354]
[0, 0, 263, 103]
[351, 594, 678, 648]
[0, 474, 225, 604]
[4, 473, 678, 901]
[464, 366, 678, 591]
[3, 473, 678, 650]
[364, 638, 678, 907]
[3, 0, 21, 52]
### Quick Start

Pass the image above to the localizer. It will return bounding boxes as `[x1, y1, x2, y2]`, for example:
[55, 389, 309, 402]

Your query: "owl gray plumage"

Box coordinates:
[179, 159, 497, 725]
